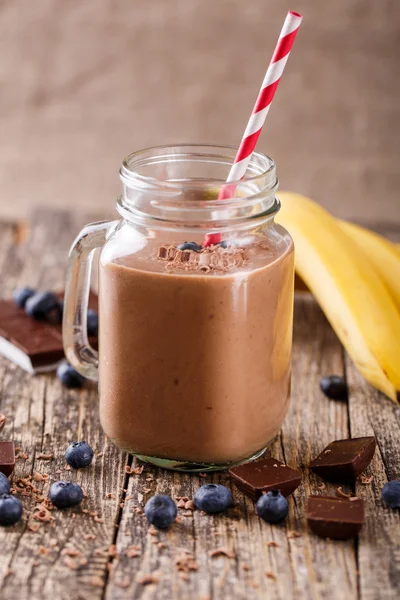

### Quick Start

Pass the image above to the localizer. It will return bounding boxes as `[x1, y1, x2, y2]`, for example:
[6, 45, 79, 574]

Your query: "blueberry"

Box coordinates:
[65, 441, 94, 469]
[87, 309, 99, 336]
[0, 473, 10, 495]
[256, 490, 288, 524]
[194, 484, 233, 513]
[144, 494, 177, 529]
[177, 241, 202, 252]
[217, 240, 229, 249]
[57, 362, 85, 389]
[25, 291, 59, 321]
[13, 287, 35, 309]
[382, 480, 400, 509]
[320, 376, 348, 400]
[0, 494, 23, 526]
[49, 481, 83, 509]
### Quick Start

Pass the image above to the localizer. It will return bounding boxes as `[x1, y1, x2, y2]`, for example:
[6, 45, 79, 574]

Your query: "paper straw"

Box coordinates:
[204, 10, 303, 246]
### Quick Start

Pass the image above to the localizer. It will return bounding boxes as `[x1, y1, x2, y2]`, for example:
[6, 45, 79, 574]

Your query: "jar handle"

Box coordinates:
[63, 220, 117, 381]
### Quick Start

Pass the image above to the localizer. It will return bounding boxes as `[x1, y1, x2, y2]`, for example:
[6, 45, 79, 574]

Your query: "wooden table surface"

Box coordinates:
[0, 210, 399, 600]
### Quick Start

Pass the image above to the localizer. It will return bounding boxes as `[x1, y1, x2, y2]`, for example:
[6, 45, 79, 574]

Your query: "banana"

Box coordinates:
[339, 221, 400, 310]
[277, 192, 400, 402]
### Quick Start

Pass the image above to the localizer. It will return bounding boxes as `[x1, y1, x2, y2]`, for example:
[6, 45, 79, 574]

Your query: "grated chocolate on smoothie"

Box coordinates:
[157, 243, 248, 274]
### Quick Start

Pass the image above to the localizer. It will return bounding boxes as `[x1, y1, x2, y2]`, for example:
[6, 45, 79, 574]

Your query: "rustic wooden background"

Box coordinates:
[0, 0, 399, 225]
[0, 210, 399, 600]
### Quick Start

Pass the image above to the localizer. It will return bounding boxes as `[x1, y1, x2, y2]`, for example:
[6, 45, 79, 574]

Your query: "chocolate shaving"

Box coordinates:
[37, 452, 54, 460]
[33, 472, 49, 482]
[175, 552, 198, 573]
[125, 465, 144, 475]
[136, 573, 159, 585]
[336, 487, 352, 499]
[208, 547, 236, 559]
[18, 452, 29, 460]
[62, 548, 82, 557]
[158, 243, 249, 274]
[360, 474, 373, 484]
[184, 500, 195, 511]
[126, 544, 141, 558]
[83, 534, 97, 541]
[265, 571, 277, 580]
[93, 516, 105, 523]
[0, 414, 7, 433]
[267, 541, 279, 547]
[287, 531, 301, 539]
[115, 577, 130, 589]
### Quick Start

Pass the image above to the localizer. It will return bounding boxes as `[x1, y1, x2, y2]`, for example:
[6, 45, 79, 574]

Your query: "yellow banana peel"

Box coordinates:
[339, 220, 400, 311]
[277, 192, 400, 403]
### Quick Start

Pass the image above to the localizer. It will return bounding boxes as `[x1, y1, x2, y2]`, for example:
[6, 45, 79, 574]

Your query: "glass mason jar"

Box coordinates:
[63, 144, 294, 472]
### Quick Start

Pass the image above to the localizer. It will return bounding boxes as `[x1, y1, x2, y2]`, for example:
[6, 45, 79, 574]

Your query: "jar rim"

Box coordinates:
[120, 143, 276, 194]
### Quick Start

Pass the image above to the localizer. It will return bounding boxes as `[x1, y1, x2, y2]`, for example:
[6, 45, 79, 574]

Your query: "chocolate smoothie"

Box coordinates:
[98, 238, 294, 465]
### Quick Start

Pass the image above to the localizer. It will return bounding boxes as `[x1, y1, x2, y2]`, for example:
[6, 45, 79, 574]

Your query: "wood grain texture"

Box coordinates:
[0, 210, 398, 600]
[346, 366, 400, 600]
[0, 211, 127, 600]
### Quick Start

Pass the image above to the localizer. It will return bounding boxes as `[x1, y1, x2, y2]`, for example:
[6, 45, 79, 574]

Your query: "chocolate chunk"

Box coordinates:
[0, 441, 15, 476]
[228, 457, 301, 501]
[306, 495, 364, 539]
[309, 437, 376, 482]
[0, 291, 98, 373]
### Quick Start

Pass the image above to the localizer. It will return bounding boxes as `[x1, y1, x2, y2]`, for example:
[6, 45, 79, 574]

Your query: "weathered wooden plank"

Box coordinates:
[346, 359, 400, 600]
[1, 212, 398, 600]
[105, 296, 357, 600]
[0, 210, 126, 600]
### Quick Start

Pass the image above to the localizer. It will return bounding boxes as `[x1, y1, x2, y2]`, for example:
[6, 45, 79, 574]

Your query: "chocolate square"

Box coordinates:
[306, 495, 365, 539]
[0, 290, 98, 373]
[0, 441, 15, 476]
[309, 437, 376, 482]
[229, 457, 301, 501]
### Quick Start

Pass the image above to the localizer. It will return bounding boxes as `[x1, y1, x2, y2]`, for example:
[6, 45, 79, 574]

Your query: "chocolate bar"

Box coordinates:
[0, 291, 98, 374]
[228, 457, 302, 501]
[306, 495, 365, 539]
[309, 437, 376, 482]
[0, 441, 15, 476]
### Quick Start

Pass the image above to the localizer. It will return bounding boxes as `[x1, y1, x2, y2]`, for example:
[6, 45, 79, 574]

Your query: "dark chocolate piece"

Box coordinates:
[309, 437, 376, 482]
[306, 495, 364, 539]
[0, 441, 15, 476]
[0, 291, 98, 373]
[228, 457, 301, 501]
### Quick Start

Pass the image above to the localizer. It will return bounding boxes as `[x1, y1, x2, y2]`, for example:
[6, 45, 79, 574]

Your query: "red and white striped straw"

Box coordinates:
[204, 10, 303, 246]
